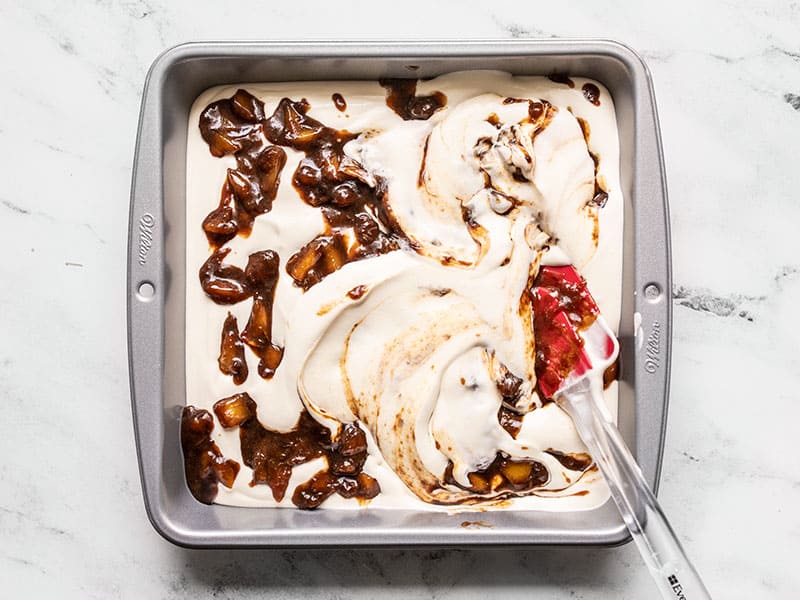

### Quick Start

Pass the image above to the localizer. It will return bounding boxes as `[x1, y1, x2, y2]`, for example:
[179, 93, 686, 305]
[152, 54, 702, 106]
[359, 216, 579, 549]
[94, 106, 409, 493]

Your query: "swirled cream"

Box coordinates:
[184, 71, 623, 511]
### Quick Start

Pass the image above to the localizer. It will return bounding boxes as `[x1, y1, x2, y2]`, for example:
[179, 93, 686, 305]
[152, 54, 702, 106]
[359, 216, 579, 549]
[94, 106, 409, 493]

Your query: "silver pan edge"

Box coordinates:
[127, 39, 671, 548]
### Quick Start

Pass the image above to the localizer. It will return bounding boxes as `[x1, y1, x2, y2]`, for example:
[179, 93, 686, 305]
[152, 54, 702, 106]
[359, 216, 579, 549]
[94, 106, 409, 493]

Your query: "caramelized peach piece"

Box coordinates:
[490, 473, 504, 491]
[265, 98, 325, 147]
[198, 247, 251, 305]
[292, 470, 337, 509]
[206, 131, 241, 157]
[230, 89, 265, 122]
[355, 473, 380, 499]
[339, 423, 368, 456]
[500, 461, 533, 485]
[218, 313, 248, 385]
[257, 145, 287, 200]
[257, 344, 284, 379]
[213, 393, 256, 429]
[214, 459, 241, 488]
[227, 169, 261, 215]
[180, 406, 240, 504]
[202, 204, 238, 248]
[239, 250, 284, 379]
[286, 234, 347, 289]
[467, 473, 490, 494]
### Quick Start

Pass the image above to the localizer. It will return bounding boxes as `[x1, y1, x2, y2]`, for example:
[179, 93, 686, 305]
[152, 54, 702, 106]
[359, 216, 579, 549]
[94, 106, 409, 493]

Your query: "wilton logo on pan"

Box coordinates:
[137, 213, 155, 265]
[644, 320, 661, 374]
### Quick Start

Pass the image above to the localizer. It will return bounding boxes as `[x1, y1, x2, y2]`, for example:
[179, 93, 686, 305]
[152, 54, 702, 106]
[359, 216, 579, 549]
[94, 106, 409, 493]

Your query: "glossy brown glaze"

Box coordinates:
[218, 312, 248, 385]
[575, 116, 609, 208]
[603, 357, 619, 389]
[379, 78, 447, 121]
[493, 99, 554, 134]
[497, 405, 523, 439]
[262, 96, 404, 289]
[199, 247, 284, 380]
[241, 250, 283, 379]
[460, 520, 492, 529]
[446, 452, 549, 495]
[590, 187, 609, 208]
[332, 93, 347, 112]
[417, 134, 430, 187]
[213, 393, 380, 509]
[202, 182, 248, 248]
[286, 233, 350, 290]
[547, 73, 575, 88]
[471, 100, 555, 222]
[495, 364, 526, 438]
[181, 406, 240, 504]
[535, 267, 599, 331]
[582, 83, 601, 106]
[293, 420, 380, 509]
[199, 247, 250, 305]
[528, 99, 550, 123]
[191, 85, 615, 508]
[347, 285, 367, 300]
[199, 89, 287, 247]
[545, 449, 593, 472]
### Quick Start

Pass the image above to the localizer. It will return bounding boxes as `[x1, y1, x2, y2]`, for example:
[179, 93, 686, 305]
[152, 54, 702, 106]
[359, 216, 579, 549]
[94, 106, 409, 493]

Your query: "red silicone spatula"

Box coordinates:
[532, 266, 711, 600]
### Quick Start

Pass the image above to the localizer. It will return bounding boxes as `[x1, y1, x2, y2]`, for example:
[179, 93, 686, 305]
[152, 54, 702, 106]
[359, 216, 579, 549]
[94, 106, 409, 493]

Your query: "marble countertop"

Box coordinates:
[2, 1, 798, 597]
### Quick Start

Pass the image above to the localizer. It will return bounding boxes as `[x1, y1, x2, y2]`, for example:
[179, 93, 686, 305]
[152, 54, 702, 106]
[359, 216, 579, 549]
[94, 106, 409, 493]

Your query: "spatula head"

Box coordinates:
[531, 265, 617, 399]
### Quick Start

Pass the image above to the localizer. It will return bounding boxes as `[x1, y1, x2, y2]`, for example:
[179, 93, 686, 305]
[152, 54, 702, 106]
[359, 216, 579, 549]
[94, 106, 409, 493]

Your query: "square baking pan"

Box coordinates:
[127, 40, 671, 548]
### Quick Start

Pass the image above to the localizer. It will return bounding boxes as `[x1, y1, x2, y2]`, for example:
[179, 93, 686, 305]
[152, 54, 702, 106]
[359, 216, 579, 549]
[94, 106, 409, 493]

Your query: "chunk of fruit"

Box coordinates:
[292, 469, 337, 509]
[218, 313, 249, 385]
[198, 247, 251, 305]
[230, 89, 265, 122]
[213, 392, 256, 428]
[202, 203, 238, 248]
[214, 459, 241, 488]
[500, 461, 533, 485]
[286, 234, 348, 289]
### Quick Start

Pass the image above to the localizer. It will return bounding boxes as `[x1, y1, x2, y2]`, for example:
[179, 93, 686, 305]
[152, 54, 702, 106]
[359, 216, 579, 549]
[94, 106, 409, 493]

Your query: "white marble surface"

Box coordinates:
[1, 1, 798, 597]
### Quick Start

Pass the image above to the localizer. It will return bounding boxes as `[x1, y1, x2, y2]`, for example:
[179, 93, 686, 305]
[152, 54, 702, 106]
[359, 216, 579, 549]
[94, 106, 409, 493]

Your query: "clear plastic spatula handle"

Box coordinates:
[558, 378, 712, 600]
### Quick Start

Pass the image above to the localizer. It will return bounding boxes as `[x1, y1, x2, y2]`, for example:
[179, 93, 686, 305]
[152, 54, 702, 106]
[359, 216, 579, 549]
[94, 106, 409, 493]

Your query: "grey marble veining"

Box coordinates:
[1, 0, 799, 598]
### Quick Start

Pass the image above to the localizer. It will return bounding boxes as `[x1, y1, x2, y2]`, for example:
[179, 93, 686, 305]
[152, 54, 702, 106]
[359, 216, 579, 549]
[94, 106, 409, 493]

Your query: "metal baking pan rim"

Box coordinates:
[128, 39, 671, 547]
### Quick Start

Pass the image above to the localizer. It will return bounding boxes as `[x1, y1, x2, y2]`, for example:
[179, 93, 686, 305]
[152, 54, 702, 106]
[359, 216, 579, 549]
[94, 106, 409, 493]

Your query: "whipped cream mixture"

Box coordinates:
[184, 71, 623, 511]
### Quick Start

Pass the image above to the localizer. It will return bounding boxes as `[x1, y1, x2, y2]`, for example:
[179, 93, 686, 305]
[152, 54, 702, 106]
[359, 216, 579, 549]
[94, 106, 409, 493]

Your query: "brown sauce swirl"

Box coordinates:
[199, 89, 287, 247]
[575, 116, 609, 208]
[603, 357, 619, 389]
[213, 393, 380, 508]
[201, 182, 248, 249]
[547, 73, 575, 88]
[582, 83, 601, 106]
[199, 247, 250, 305]
[545, 449, 593, 472]
[262, 96, 405, 289]
[181, 406, 240, 504]
[445, 452, 549, 496]
[347, 284, 367, 300]
[198, 248, 283, 380]
[497, 406, 523, 439]
[192, 84, 614, 508]
[240, 250, 283, 379]
[494, 364, 526, 438]
[332, 93, 347, 112]
[218, 312, 248, 385]
[379, 78, 447, 121]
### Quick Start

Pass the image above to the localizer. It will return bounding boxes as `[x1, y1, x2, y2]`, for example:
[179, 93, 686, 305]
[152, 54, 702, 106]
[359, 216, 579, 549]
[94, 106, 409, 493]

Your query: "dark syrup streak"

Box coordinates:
[213, 393, 380, 508]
